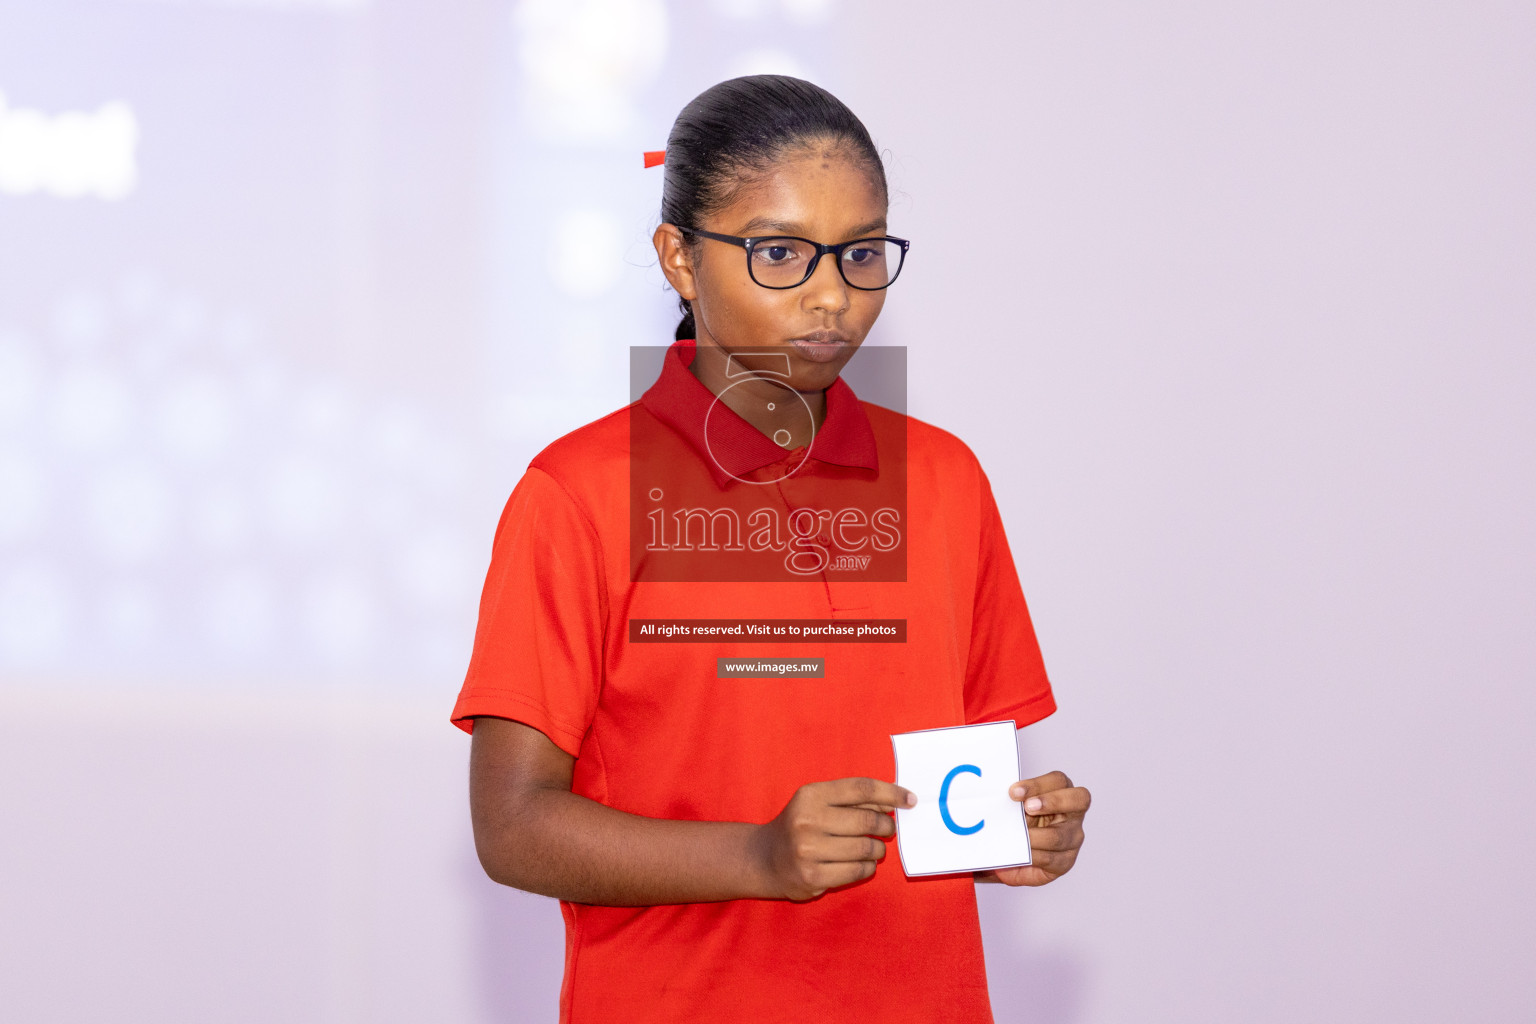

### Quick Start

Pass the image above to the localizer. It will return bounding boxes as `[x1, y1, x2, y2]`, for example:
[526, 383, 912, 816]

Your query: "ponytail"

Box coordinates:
[675, 298, 696, 341]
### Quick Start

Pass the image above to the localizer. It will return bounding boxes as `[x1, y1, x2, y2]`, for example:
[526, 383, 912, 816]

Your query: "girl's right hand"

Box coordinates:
[751, 778, 916, 900]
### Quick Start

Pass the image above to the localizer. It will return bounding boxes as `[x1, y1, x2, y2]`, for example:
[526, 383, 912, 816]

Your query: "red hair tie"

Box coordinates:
[643, 150, 665, 168]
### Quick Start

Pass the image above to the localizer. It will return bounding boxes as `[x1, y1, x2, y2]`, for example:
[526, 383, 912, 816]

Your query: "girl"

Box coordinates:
[453, 75, 1090, 1023]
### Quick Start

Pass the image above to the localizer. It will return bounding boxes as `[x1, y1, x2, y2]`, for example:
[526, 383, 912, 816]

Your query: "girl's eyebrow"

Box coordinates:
[736, 216, 889, 237]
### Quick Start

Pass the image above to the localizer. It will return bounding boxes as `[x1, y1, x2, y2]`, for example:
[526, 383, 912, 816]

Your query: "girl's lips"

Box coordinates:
[789, 336, 850, 363]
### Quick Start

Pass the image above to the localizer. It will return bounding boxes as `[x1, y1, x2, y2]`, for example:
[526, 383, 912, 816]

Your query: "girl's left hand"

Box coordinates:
[989, 771, 1091, 887]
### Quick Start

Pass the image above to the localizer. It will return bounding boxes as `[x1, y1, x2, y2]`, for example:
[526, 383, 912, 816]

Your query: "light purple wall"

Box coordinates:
[2, 2, 1532, 1022]
[848, 3, 1536, 1020]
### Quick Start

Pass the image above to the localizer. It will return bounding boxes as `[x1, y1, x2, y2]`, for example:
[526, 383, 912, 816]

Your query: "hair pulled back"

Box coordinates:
[661, 75, 887, 341]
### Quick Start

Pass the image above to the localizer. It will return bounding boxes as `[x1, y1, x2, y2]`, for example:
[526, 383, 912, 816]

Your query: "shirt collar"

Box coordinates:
[639, 338, 880, 488]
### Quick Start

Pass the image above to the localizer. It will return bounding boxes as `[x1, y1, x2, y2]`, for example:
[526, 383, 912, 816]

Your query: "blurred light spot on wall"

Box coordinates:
[295, 381, 356, 446]
[728, 48, 813, 81]
[0, 92, 138, 200]
[52, 291, 110, 349]
[361, 488, 413, 539]
[413, 624, 465, 675]
[0, 332, 44, 424]
[204, 568, 276, 654]
[51, 363, 133, 454]
[397, 532, 471, 610]
[0, 560, 70, 663]
[302, 573, 376, 663]
[265, 454, 346, 542]
[240, 356, 285, 410]
[514, 0, 669, 141]
[190, 483, 253, 552]
[101, 580, 159, 649]
[88, 462, 174, 564]
[157, 373, 237, 461]
[548, 209, 624, 298]
[218, 311, 259, 355]
[780, 0, 836, 26]
[558, 309, 606, 376]
[190, 488, 253, 555]
[164, 293, 207, 342]
[0, 449, 47, 544]
[713, 0, 769, 18]
[116, 270, 161, 321]
[373, 406, 428, 464]
[123, 0, 371, 9]
[419, 440, 468, 490]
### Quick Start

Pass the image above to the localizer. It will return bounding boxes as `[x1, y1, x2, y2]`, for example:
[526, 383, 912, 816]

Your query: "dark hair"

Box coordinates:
[661, 75, 888, 341]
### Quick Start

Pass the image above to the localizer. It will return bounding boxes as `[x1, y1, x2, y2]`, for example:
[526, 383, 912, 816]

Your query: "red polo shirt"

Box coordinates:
[453, 339, 1055, 1023]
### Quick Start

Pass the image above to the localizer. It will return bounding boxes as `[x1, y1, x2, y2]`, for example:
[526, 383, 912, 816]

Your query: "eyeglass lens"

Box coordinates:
[748, 238, 903, 290]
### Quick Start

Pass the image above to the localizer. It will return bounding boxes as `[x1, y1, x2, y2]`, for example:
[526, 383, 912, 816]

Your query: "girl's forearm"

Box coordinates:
[475, 785, 773, 906]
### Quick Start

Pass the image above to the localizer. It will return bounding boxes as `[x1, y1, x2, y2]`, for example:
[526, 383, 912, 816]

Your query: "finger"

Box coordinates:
[992, 864, 1058, 888]
[824, 806, 897, 839]
[1026, 823, 1085, 853]
[997, 848, 1075, 886]
[820, 777, 916, 810]
[1008, 771, 1074, 802]
[850, 803, 900, 823]
[1018, 785, 1091, 818]
[815, 835, 889, 864]
[809, 858, 880, 894]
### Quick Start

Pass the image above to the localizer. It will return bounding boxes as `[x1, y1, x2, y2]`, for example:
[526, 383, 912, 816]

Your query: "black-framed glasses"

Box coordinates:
[682, 227, 910, 290]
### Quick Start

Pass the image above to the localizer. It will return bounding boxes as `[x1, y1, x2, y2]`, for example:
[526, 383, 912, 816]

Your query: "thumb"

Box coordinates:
[1009, 772, 1072, 814]
[1007, 780, 1044, 814]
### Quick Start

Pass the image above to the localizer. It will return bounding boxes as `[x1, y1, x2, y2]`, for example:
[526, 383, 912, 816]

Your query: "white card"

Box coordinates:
[891, 720, 1032, 877]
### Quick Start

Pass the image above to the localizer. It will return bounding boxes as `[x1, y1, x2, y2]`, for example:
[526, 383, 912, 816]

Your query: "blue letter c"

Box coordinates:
[939, 764, 984, 836]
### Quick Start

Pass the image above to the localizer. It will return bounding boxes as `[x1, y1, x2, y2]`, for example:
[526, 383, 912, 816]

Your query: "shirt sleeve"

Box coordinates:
[450, 466, 608, 756]
[962, 466, 1057, 728]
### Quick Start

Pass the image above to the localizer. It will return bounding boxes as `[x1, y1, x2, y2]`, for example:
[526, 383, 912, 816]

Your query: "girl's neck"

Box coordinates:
[687, 338, 826, 449]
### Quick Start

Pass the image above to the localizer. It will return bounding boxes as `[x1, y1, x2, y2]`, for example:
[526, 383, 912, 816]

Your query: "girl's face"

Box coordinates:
[655, 145, 889, 393]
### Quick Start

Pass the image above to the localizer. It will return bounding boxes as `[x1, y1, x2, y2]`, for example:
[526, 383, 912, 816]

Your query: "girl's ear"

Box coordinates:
[653, 224, 699, 302]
